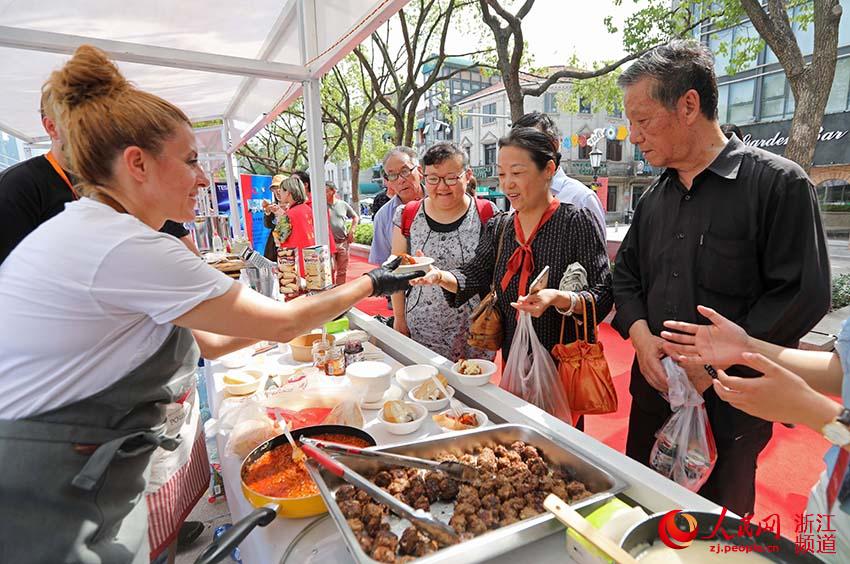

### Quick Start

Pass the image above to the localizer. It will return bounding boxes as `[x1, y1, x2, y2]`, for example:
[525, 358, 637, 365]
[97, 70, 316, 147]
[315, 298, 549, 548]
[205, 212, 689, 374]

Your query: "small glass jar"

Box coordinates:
[344, 339, 365, 365]
[324, 346, 347, 376]
[312, 340, 331, 371]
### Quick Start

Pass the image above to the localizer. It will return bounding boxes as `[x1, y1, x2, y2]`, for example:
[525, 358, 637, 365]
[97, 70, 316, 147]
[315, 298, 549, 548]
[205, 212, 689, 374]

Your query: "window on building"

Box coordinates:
[579, 97, 592, 114]
[728, 79, 755, 124]
[716, 84, 729, 123]
[634, 145, 644, 161]
[821, 179, 850, 204]
[709, 23, 757, 76]
[460, 115, 472, 130]
[578, 143, 592, 159]
[607, 185, 618, 212]
[544, 92, 559, 113]
[760, 73, 786, 119]
[792, 5, 815, 56]
[828, 57, 850, 114]
[606, 139, 623, 162]
[631, 186, 645, 210]
[484, 143, 497, 165]
[483, 102, 497, 124]
[841, 0, 850, 45]
[464, 145, 471, 162]
[708, 27, 733, 76]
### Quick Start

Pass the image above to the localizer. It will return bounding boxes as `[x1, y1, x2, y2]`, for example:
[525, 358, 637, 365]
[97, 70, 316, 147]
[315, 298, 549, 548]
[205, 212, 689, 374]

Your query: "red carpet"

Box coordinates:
[346, 254, 827, 534]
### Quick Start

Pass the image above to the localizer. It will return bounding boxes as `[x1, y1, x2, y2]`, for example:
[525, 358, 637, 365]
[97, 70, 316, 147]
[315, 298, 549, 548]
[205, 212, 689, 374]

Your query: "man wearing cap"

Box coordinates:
[263, 174, 288, 261]
[326, 180, 359, 285]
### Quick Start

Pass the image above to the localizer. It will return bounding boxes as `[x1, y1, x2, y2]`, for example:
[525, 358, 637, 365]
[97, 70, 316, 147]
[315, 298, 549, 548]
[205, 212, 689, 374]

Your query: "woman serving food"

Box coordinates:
[0, 45, 420, 564]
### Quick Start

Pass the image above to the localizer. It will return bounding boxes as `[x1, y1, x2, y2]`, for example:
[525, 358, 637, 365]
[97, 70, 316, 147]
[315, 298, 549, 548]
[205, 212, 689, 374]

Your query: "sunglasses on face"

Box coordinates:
[382, 165, 415, 182]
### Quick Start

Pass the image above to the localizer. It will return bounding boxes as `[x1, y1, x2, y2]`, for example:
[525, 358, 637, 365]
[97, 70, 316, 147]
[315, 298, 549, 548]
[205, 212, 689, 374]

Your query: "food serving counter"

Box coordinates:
[204, 309, 719, 564]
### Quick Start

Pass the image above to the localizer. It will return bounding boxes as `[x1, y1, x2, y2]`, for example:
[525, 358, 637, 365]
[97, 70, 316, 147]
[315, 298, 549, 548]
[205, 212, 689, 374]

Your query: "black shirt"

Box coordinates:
[612, 136, 831, 434]
[0, 155, 76, 265]
[371, 190, 391, 216]
[160, 220, 190, 239]
[448, 203, 613, 362]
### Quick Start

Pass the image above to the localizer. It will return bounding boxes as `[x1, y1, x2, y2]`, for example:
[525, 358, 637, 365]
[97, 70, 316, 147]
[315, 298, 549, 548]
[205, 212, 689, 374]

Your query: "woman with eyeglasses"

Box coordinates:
[412, 129, 613, 423]
[390, 143, 498, 361]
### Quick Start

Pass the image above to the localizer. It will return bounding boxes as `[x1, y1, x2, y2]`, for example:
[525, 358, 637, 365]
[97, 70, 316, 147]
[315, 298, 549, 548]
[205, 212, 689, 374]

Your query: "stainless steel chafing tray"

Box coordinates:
[304, 424, 629, 564]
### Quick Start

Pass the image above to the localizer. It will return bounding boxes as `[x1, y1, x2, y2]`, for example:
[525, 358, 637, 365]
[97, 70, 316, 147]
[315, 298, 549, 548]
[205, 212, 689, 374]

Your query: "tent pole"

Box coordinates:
[223, 120, 244, 238]
[298, 0, 329, 247]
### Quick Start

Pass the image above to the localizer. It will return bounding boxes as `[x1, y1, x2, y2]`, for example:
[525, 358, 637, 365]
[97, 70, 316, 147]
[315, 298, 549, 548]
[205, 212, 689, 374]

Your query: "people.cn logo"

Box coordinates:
[658, 510, 699, 550]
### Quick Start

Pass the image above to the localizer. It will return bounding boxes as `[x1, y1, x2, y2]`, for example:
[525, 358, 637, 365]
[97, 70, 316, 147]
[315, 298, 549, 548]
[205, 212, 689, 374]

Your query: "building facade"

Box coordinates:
[452, 75, 655, 220]
[701, 0, 850, 224]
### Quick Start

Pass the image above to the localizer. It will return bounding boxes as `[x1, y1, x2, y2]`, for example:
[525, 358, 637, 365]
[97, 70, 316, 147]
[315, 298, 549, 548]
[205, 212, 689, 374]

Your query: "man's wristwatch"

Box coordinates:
[821, 407, 850, 447]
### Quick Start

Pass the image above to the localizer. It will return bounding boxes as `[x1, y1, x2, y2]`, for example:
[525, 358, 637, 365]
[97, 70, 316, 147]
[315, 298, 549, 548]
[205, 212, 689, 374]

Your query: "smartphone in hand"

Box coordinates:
[527, 265, 550, 296]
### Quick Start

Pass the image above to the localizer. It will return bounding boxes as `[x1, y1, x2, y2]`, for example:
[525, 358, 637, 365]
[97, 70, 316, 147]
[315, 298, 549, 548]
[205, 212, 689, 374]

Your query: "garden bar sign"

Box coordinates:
[739, 112, 850, 166]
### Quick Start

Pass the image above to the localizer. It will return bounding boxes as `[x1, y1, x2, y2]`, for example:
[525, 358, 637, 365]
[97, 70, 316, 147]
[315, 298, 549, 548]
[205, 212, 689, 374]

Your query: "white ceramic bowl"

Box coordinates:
[434, 407, 488, 433]
[450, 359, 497, 387]
[222, 369, 263, 396]
[378, 402, 428, 435]
[395, 364, 439, 392]
[393, 256, 434, 274]
[408, 384, 455, 412]
[346, 361, 393, 403]
[220, 348, 251, 369]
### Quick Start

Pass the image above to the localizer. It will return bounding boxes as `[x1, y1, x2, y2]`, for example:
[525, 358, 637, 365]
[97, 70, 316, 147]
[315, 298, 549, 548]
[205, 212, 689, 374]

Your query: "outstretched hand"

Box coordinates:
[660, 305, 750, 370]
[365, 256, 425, 297]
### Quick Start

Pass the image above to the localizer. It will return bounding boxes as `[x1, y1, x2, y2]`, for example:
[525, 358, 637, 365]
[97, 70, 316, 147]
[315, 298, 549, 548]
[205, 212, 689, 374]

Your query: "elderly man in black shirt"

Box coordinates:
[613, 40, 831, 516]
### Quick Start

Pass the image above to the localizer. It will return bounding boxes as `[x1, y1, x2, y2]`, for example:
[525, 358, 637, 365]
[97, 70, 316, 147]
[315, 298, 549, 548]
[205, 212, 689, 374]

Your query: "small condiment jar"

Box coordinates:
[344, 339, 365, 365]
[312, 340, 331, 371]
[324, 346, 346, 376]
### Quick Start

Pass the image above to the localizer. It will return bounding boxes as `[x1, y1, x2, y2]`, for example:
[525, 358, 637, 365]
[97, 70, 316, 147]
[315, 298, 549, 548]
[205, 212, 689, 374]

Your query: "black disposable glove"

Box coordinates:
[365, 256, 425, 297]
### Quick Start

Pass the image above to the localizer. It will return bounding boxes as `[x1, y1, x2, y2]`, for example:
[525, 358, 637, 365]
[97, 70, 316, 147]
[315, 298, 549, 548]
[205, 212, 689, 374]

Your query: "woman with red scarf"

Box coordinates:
[412, 128, 612, 416]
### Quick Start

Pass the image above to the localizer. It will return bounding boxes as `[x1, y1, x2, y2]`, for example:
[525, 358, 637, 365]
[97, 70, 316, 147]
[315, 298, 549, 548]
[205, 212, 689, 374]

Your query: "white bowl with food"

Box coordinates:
[346, 361, 393, 403]
[450, 359, 497, 387]
[392, 254, 434, 274]
[222, 369, 263, 396]
[433, 407, 488, 433]
[395, 364, 439, 392]
[378, 400, 428, 435]
[408, 381, 455, 411]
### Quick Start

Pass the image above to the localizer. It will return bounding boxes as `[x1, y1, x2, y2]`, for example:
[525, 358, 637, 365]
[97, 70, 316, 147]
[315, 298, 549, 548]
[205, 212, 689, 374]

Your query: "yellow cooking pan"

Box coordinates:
[195, 424, 375, 564]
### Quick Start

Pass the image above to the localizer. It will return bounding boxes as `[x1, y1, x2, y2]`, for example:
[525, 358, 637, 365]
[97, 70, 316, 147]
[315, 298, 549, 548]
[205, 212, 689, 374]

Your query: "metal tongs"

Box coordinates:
[299, 439, 461, 546]
[299, 437, 480, 483]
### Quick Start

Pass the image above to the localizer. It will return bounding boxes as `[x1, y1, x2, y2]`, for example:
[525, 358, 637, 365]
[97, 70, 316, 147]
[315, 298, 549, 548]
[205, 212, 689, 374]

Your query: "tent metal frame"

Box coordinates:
[0, 0, 410, 247]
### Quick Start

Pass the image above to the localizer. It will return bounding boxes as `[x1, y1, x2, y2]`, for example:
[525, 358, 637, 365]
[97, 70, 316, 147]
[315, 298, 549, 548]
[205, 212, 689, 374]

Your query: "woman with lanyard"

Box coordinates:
[0, 45, 420, 564]
[661, 306, 850, 561]
[0, 87, 79, 264]
[412, 127, 613, 426]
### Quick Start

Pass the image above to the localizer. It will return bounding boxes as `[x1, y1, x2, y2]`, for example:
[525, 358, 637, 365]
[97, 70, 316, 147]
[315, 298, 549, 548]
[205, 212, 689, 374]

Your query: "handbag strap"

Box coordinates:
[557, 293, 599, 345]
[489, 214, 509, 295]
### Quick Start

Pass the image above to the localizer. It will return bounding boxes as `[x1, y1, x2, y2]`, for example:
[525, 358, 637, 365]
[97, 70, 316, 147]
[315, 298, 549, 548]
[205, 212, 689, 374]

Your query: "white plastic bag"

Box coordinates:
[500, 311, 572, 422]
[650, 358, 718, 491]
[210, 398, 280, 459]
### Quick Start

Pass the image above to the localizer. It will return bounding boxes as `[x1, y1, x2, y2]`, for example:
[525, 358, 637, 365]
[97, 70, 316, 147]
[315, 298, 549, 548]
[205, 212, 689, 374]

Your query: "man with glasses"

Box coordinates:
[368, 146, 423, 265]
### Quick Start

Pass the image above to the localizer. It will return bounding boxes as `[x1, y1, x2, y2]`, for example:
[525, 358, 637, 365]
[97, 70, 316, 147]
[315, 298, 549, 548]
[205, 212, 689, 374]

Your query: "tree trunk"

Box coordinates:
[404, 109, 417, 148]
[786, 68, 829, 170]
[350, 158, 361, 206]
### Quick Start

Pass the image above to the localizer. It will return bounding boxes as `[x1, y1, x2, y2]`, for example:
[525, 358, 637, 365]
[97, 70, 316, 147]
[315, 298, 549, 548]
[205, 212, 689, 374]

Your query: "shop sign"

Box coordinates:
[739, 111, 850, 166]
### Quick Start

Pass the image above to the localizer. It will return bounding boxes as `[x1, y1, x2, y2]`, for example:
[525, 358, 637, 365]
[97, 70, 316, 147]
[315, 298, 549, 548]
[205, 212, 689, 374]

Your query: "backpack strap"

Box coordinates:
[400, 200, 422, 238]
[475, 198, 494, 225]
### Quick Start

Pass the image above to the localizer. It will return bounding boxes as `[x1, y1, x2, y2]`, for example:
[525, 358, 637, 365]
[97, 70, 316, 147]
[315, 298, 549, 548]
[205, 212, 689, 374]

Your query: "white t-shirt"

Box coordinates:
[0, 198, 234, 419]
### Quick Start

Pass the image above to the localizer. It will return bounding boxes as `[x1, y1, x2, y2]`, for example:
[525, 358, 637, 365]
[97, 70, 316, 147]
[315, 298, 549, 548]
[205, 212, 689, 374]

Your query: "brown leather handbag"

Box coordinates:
[467, 216, 508, 351]
[551, 294, 617, 419]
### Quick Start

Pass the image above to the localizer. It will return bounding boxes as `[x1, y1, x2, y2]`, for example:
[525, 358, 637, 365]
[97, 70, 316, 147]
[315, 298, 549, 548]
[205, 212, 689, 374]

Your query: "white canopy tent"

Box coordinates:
[0, 0, 409, 244]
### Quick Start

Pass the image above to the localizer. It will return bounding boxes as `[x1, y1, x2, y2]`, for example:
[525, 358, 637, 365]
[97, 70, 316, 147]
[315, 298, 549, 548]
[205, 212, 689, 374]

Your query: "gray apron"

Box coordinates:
[0, 326, 199, 564]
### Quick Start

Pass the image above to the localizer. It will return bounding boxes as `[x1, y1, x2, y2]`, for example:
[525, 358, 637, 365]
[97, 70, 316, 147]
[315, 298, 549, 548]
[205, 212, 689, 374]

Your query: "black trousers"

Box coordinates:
[626, 400, 773, 516]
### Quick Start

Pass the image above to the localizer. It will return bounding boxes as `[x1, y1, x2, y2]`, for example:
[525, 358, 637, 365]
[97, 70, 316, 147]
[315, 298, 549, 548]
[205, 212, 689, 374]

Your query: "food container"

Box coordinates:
[302, 244, 334, 291]
[346, 361, 393, 403]
[378, 401, 428, 435]
[433, 407, 488, 433]
[408, 383, 455, 411]
[277, 246, 300, 296]
[395, 364, 439, 392]
[288, 333, 335, 363]
[344, 340, 365, 365]
[450, 359, 497, 387]
[222, 369, 263, 396]
[305, 424, 628, 564]
[312, 340, 331, 371]
[324, 346, 346, 377]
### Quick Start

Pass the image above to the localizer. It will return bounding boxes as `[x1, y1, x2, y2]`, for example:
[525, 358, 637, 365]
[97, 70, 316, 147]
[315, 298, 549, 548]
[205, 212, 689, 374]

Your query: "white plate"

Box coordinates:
[392, 256, 434, 274]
